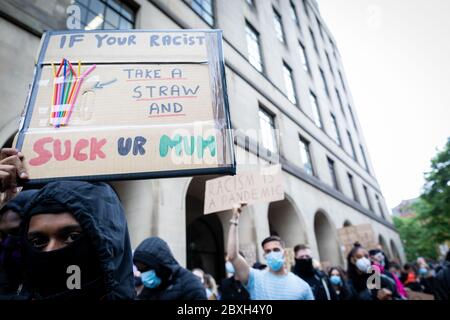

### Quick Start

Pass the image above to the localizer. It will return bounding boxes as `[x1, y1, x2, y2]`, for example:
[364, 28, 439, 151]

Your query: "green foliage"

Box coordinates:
[394, 137, 450, 261]
[417, 138, 450, 244]
[393, 215, 438, 261]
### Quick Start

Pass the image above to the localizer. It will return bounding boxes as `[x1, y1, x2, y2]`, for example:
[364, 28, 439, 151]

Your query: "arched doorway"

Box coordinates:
[390, 239, 401, 263]
[314, 211, 342, 267]
[186, 176, 224, 280]
[268, 197, 307, 248]
[378, 234, 391, 259]
[343, 220, 352, 227]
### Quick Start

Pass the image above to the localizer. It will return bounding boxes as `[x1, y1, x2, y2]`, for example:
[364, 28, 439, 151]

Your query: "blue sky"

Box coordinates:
[317, 0, 450, 211]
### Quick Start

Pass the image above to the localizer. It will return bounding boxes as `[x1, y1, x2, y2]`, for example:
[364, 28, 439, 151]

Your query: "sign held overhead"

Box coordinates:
[15, 30, 235, 183]
[204, 165, 285, 214]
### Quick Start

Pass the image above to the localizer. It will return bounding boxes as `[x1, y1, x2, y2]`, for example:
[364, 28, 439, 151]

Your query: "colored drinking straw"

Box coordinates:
[61, 64, 96, 126]
[50, 59, 96, 127]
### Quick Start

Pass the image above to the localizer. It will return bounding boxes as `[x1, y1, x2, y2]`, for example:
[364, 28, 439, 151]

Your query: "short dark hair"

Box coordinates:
[294, 244, 310, 254]
[369, 249, 381, 256]
[404, 263, 413, 271]
[261, 236, 284, 248]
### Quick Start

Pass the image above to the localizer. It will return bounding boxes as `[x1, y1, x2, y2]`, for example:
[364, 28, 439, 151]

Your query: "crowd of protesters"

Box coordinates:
[1, 147, 449, 300]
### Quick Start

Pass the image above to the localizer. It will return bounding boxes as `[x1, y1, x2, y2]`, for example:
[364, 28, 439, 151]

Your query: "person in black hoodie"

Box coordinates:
[292, 244, 336, 300]
[434, 250, 450, 300]
[0, 190, 38, 298]
[20, 181, 135, 300]
[219, 255, 250, 300]
[133, 236, 206, 300]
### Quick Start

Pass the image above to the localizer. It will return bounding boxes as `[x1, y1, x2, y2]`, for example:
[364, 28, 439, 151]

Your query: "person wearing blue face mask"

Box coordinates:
[226, 203, 314, 300]
[328, 267, 353, 300]
[133, 237, 206, 300]
[141, 269, 162, 289]
[219, 255, 249, 300]
[416, 264, 437, 296]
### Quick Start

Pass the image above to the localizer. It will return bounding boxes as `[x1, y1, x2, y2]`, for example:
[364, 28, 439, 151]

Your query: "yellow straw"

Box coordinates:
[78, 60, 81, 76]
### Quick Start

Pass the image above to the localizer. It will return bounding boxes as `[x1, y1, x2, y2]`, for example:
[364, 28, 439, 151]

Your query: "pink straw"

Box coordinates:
[61, 64, 96, 126]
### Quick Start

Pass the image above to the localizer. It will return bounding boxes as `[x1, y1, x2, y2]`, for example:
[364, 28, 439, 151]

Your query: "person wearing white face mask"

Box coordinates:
[226, 203, 314, 300]
[369, 249, 408, 299]
[346, 242, 402, 300]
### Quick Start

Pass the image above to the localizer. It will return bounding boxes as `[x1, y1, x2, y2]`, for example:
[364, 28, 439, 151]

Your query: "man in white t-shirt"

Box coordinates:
[227, 204, 314, 300]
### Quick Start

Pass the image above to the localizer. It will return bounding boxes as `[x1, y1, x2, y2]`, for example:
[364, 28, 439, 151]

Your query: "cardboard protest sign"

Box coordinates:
[15, 30, 235, 183]
[405, 288, 434, 300]
[204, 165, 284, 214]
[337, 224, 377, 256]
[284, 248, 295, 272]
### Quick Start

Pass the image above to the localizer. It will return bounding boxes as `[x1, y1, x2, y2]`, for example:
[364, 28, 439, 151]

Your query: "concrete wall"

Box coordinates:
[0, 18, 40, 146]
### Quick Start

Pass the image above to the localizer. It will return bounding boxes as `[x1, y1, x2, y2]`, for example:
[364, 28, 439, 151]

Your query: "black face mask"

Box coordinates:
[24, 236, 105, 300]
[294, 258, 315, 277]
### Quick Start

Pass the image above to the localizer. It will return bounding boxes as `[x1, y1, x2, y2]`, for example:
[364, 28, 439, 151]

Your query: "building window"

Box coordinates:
[316, 17, 324, 40]
[319, 67, 330, 98]
[348, 104, 358, 132]
[335, 88, 346, 118]
[299, 136, 314, 175]
[338, 70, 347, 93]
[347, 173, 359, 203]
[375, 195, 386, 219]
[309, 27, 319, 53]
[245, 22, 263, 72]
[330, 113, 342, 146]
[290, 1, 299, 26]
[325, 51, 334, 77]
[360, 144, 370, 172]
[273, 8, 285, 43]
[347, 130, 357, 161]
[74, 0, 135, 30]
[327, 157, 340, 191]
[190, 0, 214, 25]
[259, 108, 278, 153]
[299, 41, 310, 73]
[283, 63, 297, 105]
[303, 0, 310, 19]
[309, 91, 322, 128]
[363, 185, 374, 212]
[330, 38, 338, 59]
